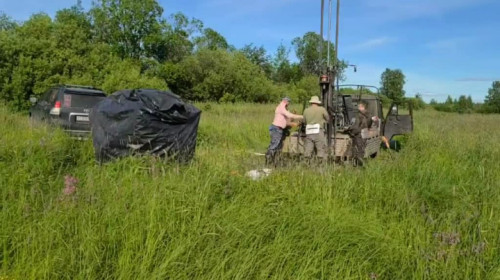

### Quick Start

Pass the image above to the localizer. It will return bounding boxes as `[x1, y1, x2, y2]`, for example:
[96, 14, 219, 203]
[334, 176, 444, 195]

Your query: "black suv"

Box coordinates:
[29, 85, 106, 138]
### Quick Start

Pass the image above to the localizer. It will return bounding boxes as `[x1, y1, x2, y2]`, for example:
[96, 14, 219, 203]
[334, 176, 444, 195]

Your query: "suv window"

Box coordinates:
[39, 88, 59, 104]
[62, 89, 106, 108]
[48, 89, 59, 103]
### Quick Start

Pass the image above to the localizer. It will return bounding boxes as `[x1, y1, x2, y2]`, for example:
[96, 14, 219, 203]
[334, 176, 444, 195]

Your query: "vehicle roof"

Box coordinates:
[63, 87, 106, 95]
[360, 94, 380, 100]
[347, 94, 380, 100]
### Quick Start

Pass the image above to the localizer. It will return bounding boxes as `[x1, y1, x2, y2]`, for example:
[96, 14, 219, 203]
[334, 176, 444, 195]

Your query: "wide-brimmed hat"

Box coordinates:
[309, 96, 321, 104]
[282, 96, 291, 102]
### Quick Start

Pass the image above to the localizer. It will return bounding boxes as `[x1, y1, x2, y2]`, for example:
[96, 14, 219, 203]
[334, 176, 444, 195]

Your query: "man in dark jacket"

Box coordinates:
[349, 100, 377, 167]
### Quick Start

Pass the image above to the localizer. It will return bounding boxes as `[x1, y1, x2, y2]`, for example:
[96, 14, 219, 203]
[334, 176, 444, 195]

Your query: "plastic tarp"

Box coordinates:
[90, 89, 201, 163]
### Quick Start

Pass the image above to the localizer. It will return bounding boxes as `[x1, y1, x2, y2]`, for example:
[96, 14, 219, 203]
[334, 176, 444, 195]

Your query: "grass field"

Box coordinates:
[1, 103, 500, 279]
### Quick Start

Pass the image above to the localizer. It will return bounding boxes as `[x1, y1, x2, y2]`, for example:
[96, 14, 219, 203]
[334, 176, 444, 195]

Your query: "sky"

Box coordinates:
[1, 0, 499, 102]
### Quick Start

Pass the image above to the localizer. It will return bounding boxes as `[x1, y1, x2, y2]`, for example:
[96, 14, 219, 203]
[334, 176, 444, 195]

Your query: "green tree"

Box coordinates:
[272, 43, 302, 83]
[287, 75, 319, 105]
[194, 28, 229, 51]
[240, 44, 272, 78]
[484, 81, 500, 113]
[165, 49, 277, 102]
[292, 31, 340, 76]
[101, 59, 167, 93]
[52, 3, 93, 79]
[445, 95, 454, 105]
[0, 13, 56, 110]
[90, 0, 164, 59]
[151, 12, 203, 63]
[0, 12, 17, 31]
[466, 95, 474, 109]
[0, 18, 18, 103]
[456, 95, 472, 114]
[411, 93, 426, 110]
[380, 68, 406, 104]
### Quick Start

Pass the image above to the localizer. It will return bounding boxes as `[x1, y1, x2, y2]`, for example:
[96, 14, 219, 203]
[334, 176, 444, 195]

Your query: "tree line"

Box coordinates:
[379, 68, 500, 114]
[429, 81, 500, 114]
[0, 0, 343, 111]
[1, 0, 498, 114]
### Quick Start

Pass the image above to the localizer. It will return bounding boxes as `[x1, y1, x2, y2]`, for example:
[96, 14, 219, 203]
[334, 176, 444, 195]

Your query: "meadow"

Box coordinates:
[1, 103, 500, 279]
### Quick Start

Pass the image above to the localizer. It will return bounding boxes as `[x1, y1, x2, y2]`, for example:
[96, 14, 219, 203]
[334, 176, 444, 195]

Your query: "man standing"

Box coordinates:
[266, 97, 303, 164]
[349, 100, 377, 167]
[303, 96, 329, 162]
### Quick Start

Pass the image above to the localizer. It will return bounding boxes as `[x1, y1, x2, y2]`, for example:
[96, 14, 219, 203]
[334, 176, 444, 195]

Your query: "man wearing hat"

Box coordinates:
[303, 96, 329, 161]
[265, 97, 303, 164]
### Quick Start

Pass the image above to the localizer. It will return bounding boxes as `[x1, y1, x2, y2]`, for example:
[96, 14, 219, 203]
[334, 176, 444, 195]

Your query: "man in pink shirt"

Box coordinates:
[265, 97, 303, 165]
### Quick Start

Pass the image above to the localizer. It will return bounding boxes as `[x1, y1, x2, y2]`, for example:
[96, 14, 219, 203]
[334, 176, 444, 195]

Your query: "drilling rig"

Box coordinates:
[281, 0, 414, 163]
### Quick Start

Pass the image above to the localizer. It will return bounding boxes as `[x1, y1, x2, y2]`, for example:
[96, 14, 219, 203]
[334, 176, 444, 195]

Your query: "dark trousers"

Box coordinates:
[266, 125, 286, 163]
[352, 134, 366, 160]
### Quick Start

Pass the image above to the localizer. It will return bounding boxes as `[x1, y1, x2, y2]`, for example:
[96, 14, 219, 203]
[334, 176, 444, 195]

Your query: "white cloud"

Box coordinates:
[424, 37, 472, 52]
[348, 37, 395, 52]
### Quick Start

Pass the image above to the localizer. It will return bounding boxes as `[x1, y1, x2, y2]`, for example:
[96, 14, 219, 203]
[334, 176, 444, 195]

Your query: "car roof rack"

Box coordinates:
[59, 84, 103, 90]
[58, 84, 105, 92]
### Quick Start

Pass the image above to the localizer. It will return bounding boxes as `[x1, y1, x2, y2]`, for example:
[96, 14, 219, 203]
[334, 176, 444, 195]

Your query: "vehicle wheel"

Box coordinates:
[370, 152, 377, 159]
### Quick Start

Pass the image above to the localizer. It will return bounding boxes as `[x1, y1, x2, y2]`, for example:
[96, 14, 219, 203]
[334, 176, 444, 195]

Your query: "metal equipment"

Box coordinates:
[281, 0, 414, 162]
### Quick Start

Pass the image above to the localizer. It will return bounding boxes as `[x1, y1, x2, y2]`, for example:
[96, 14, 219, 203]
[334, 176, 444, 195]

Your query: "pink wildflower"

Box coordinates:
[63, 175, 78, 196]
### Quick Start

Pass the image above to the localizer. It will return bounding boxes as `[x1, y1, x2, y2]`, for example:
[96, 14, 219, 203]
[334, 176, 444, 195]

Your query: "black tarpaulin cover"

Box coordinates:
[90, 89, 201, 163]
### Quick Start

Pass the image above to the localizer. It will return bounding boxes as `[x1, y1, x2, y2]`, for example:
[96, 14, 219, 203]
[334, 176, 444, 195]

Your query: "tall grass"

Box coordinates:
[1, 104, 500, 279]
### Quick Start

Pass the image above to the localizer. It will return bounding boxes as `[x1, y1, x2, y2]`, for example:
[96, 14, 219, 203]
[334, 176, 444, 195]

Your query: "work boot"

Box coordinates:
[304, 157, 312, 166]
[266, 151, 280, 167]
[353, 157, 364, 168]
[265, 152, 273, 166]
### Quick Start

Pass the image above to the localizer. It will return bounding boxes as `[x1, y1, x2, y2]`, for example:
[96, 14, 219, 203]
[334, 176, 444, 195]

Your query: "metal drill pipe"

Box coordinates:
[320, 0, 324, 74]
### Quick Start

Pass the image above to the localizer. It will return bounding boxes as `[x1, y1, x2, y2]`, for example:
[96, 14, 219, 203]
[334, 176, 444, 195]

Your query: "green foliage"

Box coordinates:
[456, 95, 474, 114]
[484, 81, 500, 113]
[165, 49, 278, 102]
[288, 75, 319, 104]
[0, 1, 398, 113]
[0, 13, 56, 110]
[292, 31, 336, 75]
[0, 11, 17, 31]
[145, 12, 202, 63]
[240, 44, 273, 78]
[194, 28, 229, 51]
[271, 43, 302, 84]
[0, 3, 315, 110]
[101, 59, 167, 93]
[90, 0, 164, 59]
[380, 68, 406, 104]
[0, 8, 119, 110]
[445, 95, 454, 105]
[338, 87, 374, 96]
[433, 95, 475, 114]
[405, 94, 426, 110]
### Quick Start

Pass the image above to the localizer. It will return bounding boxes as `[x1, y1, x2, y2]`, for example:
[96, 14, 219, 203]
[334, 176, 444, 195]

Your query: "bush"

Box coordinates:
[101, 59, 167, 94]
[406, 97, 426, 110]
[165, 49, 279, 103]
